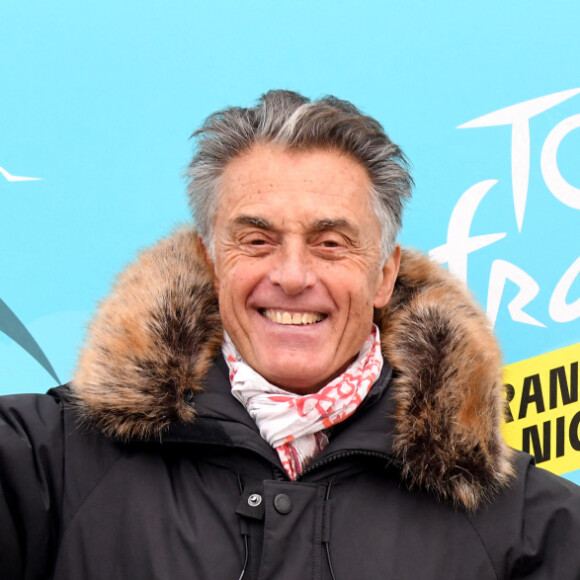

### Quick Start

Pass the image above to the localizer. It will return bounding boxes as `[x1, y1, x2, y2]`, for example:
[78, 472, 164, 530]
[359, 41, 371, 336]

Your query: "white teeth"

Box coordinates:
[262, 309, 325, 325]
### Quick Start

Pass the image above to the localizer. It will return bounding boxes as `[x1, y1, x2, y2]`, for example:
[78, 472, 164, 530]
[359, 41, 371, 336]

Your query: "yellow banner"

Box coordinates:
[503, 342, 580, 475]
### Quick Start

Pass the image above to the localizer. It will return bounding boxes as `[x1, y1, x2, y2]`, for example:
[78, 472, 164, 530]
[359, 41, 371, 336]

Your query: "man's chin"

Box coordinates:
[253, 355, 338, 395]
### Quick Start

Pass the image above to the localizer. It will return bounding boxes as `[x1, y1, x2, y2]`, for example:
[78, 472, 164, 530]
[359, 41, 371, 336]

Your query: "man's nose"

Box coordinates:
[268, 242, 316, 295]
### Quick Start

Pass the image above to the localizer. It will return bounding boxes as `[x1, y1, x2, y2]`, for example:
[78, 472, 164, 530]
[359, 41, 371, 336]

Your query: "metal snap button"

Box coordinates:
[248, 493, 262, 507]
[273, 493, 292, 514]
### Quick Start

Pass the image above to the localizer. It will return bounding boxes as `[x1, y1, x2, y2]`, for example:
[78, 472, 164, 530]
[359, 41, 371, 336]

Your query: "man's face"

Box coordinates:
[209, 144, 400, 394]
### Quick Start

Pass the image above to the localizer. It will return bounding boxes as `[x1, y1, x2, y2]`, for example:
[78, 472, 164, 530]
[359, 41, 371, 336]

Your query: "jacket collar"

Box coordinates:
[161, 354, 396, 472]
[72, 227, 514, 510]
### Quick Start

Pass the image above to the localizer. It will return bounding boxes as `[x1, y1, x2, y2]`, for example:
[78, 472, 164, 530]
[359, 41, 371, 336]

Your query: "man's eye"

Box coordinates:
[318, 236, 346, 249]
[241, 235, 273, 250]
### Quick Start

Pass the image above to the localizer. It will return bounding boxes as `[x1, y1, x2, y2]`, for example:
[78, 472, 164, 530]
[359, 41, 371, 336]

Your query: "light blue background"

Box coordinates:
[1, 1, 579, 481]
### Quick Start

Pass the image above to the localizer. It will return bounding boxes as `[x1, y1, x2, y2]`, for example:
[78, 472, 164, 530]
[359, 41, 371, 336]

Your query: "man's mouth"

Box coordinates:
[260, 309, 327, 325]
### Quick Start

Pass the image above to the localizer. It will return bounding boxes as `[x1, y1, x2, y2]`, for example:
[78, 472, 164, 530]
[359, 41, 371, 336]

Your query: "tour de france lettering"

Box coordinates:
[429, 88, 580, 475]
[430, 87, 580, 328]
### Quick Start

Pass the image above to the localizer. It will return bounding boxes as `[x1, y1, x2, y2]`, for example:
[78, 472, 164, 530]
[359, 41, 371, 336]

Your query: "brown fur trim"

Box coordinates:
[72, 230, 513, 509]
[375, 250, 514, 510]
[72, 228, 222, 440]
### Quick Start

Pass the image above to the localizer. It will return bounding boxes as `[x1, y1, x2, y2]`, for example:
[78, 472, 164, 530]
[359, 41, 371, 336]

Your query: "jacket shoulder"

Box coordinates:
[1, 387, 128, 578]
[471, 450, 580, 579]
[0, 388, 66, 445]
[0, 390, 67, 578]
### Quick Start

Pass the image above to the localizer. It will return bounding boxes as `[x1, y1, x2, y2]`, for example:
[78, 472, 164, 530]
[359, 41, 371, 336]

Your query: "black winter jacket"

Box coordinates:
[1, 229, 579, 579]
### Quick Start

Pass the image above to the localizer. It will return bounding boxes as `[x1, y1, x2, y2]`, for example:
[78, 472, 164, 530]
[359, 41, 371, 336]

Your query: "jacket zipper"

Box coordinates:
[298, 449, 395, 480]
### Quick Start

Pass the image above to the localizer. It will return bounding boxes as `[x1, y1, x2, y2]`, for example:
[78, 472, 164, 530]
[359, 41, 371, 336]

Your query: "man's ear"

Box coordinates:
[373, 245, 401, 309]
[198, 236, 220, 293]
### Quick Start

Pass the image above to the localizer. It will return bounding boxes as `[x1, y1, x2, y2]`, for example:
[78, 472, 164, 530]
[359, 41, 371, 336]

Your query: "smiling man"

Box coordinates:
[212, 145, 399, 393]
[1, 90, 579, 579]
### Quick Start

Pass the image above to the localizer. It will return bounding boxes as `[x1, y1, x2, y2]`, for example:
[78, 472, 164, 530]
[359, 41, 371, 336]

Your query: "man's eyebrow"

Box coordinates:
[231, 215, 274, 230]
[311, 218, 358, 234]
[230, 215, 359, 234]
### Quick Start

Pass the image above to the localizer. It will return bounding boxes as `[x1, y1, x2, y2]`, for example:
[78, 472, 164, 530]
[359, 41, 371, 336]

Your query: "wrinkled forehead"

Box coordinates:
[220, 142, 371, 184]
[216, 144, 376, 223]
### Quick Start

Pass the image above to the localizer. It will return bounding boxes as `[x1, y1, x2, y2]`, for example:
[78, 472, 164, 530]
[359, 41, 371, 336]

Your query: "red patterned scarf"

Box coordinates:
[223, 325, 383, 480]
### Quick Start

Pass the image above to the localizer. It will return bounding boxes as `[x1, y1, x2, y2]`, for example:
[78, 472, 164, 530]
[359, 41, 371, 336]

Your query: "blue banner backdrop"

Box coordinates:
[1, 1, 579, 482]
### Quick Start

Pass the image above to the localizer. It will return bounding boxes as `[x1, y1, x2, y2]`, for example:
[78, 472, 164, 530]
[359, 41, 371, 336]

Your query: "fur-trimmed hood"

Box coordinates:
[72, 228, 514, 510]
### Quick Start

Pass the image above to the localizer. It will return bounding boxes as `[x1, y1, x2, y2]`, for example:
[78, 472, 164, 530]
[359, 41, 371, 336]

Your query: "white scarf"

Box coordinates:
[222, 325, 383, 480]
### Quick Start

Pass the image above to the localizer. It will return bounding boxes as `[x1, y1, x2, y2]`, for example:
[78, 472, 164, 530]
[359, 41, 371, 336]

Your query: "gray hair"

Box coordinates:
[186, 90, 413, 261]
